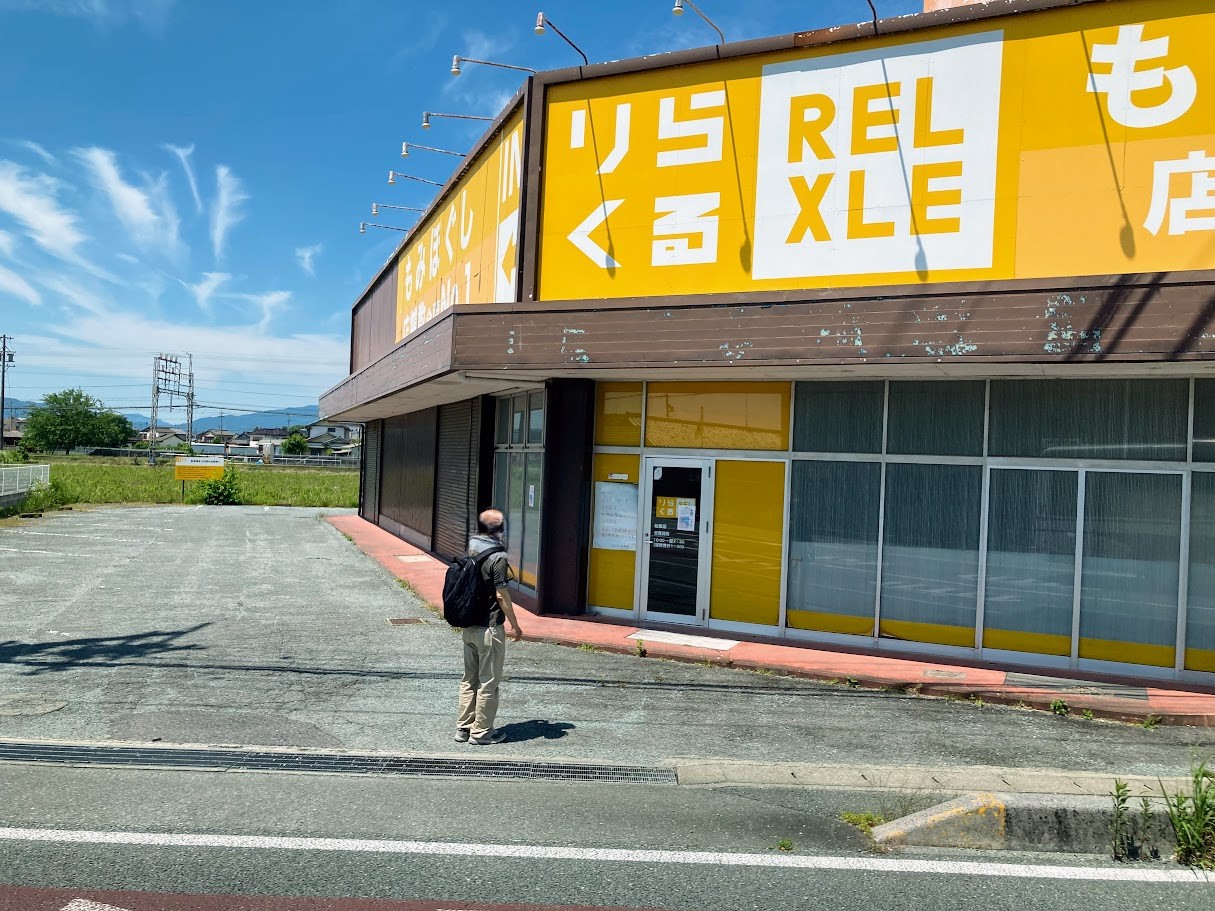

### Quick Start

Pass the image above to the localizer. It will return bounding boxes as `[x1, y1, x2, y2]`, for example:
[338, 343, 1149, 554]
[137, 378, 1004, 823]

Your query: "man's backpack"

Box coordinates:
[442, 545, 505, 628]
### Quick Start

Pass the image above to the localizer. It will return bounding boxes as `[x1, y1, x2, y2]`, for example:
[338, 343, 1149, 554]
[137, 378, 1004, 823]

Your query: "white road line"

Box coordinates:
[0, 546, 96, 558]
[13, 532, 155, 544]
[0, 828, 1208, 883]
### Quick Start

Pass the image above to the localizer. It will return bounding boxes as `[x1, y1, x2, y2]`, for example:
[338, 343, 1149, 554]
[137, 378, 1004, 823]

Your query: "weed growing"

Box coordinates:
[1162, 763, 1215, 868]
[1050, 699, 1070, 716]
[840, 812, 885, 837]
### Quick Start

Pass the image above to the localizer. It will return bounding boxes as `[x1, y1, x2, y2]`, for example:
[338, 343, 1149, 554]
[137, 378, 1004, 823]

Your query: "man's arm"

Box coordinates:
[495, 586, 522, 641]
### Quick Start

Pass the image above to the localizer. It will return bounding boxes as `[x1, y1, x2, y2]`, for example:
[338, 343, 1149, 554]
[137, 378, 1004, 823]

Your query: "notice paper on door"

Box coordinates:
[675, 498, 696, 532]
[593, 481, 638, 551]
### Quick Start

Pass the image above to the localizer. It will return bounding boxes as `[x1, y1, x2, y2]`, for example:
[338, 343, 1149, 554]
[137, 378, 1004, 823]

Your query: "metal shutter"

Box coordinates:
[434, 399, 479, 560]
[361, 420, 382, 523]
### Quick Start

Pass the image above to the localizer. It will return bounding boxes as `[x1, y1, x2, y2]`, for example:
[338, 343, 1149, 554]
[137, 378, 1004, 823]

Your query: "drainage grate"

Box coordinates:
[0, 741, 677, 785]
[388, 617, 425, 625]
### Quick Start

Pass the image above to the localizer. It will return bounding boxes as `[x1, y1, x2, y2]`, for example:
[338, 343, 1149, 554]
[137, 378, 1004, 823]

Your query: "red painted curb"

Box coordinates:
[330, 515, 1215, 727]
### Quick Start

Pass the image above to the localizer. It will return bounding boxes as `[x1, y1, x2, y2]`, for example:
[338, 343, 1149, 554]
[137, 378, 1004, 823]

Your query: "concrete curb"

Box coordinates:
[872, 793, 1006, 850]
[872, 791, 1179, 856]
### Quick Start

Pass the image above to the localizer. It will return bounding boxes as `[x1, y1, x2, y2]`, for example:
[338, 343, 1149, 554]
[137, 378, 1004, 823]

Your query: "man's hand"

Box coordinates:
[509, 623, 523, 642]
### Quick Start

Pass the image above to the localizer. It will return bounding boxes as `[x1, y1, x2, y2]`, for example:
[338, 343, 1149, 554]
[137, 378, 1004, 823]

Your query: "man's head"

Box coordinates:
[478, 508, 505, 538]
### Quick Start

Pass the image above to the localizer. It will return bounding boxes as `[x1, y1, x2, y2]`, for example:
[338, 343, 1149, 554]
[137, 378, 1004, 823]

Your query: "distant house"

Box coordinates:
[197, 429, 236, 444]
[1, 417, 25, 448]
[248, 427, 290, 443]
[305, 431, 344, 455]
[136, 424, 189, 448]
[306, 422, 360, 443]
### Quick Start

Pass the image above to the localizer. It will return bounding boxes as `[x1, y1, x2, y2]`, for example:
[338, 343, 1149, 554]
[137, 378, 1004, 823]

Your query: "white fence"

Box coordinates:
[0, 464, 50, 499]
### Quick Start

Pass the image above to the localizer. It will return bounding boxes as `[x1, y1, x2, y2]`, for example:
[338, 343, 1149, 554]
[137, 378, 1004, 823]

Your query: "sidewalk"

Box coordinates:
[330, 515, 1215, 727]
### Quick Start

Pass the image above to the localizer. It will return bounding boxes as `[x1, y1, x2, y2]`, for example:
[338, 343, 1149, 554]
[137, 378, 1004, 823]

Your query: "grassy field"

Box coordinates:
[10, 456, 359, 509]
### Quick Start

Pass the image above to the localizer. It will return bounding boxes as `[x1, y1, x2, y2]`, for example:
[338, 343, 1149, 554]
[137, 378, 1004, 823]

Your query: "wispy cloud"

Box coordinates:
[163, 143, 202, 213]
[15, 140, 56, 166]
[0, 0, 176, 27]
[0, 160, 115, 279]
[36, 273, 109, 315]
[295, 243, 322, 277]
[234, 290, 291, 332]
[183, 271, 230, 313]
[0, 262, 40, 306]
[0, 229, 14, 257]
[74, 147, 182, 259]
[210, 165, 248, 263]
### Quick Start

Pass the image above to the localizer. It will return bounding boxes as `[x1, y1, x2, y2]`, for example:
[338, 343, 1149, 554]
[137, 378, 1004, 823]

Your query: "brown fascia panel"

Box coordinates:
[447, 276, 1215, 372]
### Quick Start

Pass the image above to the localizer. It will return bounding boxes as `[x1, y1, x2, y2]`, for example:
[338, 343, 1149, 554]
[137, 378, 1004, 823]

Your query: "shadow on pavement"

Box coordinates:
[0, 624, 210, 676]
[498, 719, 575, 743]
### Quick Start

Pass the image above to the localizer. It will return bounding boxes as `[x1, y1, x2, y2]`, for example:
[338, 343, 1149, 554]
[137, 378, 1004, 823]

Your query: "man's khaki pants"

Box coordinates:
[458, 624, 505, 737]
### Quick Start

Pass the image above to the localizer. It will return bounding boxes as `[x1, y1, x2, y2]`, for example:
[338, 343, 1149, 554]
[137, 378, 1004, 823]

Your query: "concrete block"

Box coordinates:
[872, 792, 1006, 849]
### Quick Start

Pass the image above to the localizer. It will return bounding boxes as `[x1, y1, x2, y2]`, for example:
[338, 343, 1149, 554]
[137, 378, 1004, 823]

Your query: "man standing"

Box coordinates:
[455, 508, 523, 745]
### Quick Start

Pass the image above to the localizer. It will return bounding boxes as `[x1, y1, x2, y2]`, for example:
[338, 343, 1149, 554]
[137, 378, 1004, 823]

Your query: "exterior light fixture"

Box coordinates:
[387, 171, 443, 187]
[360, 222, 411, 234]
[671, 0, 725, 44]
[401, 141, 463, 158]
[421, 111, 495, 130]
[534, 11, 589, 65]
[450, 54, 537, 76]
[372, 203, 426, 217]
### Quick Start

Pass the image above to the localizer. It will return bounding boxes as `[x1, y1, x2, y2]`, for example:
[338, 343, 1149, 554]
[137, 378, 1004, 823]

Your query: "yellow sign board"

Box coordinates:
[395, 110, 525, 341]
[175, 456, 224, 481]
[538, 0, 1214, 300]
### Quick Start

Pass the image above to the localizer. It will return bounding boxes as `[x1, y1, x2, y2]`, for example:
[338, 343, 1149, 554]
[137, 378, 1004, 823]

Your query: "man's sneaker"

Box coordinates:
[469, 729, 506, 745]
[454, 727, 471, 743]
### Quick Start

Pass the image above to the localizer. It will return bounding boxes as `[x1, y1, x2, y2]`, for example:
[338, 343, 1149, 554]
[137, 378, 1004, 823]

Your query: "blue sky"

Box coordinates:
[0, 0, 921, 423]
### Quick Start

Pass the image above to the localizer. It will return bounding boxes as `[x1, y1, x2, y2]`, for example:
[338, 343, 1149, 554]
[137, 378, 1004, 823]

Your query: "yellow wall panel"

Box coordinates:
[1185, 647, 1215, 673]
[595, 383, 643, 447]
[1079, 638, 1175, 668]
[588, 549, 636, 611]
[982, 628, 1071, 657]
[879, 619, 975, 649]
[646, 382, 790, 451]
[787, 609, 875, 637]
[709, 460, 784, 626]
[587, 453, 641, 610]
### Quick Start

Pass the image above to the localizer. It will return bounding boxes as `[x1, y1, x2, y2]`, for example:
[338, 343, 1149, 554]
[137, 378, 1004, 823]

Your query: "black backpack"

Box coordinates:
[442, 545, 505, 628]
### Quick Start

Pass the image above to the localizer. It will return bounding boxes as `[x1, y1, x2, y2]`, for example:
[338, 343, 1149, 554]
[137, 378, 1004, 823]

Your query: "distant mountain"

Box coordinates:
[2, 397, 319, 435]
[192, 405, 320, 435]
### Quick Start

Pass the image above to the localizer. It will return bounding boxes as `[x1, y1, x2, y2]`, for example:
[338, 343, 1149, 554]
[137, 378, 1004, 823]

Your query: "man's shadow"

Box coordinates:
[497, 719, 574, 743]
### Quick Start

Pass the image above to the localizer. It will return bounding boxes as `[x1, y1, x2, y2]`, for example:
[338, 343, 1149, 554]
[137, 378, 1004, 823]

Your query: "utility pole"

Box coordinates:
[0, 335, 13, 452]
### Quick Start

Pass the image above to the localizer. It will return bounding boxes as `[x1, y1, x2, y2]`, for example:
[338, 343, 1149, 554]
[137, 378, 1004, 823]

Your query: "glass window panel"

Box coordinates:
[528, 392, 544, 445]
[492, 453, 509, 518]
[983, 469, 1077, 656]
[1193, 380, 1215, 462]
[1079, 472, 1180, 667]
[786, 460, 880, 635]
[1186, 472, 1215, 672]
[990, 379, 1187, 461]
[521, 453, 543, 588]
[793, 382, 883, 454]
[506, 452, 524, 573]
[495, 398, 510, 446]
[886, 381, 984, 456]
[880, 463, 982, 647]
[595, 382, 643, 447]
[645, 382, 790, 451]
[511, 395, 525, 445]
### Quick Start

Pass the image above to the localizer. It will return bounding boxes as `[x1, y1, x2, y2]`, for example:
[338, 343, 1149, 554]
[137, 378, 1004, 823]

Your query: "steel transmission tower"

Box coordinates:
[0, 335, 12, 452]
[148, 353, 194, 466]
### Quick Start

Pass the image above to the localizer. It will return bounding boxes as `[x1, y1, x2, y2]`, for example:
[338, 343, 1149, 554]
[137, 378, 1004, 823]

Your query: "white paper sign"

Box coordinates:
[593, 481, 638, 551]
[676, 498, 697, 532]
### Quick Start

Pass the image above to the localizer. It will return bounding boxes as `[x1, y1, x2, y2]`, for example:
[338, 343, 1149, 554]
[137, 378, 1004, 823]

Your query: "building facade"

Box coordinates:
[321, 0, 1215, 684]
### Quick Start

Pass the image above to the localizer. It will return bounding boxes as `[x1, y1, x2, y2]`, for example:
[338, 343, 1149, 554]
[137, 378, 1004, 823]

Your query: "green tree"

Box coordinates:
[281, 433, 309, 456]
[23, 389, 125, 454]
[94, 411, 137, 448]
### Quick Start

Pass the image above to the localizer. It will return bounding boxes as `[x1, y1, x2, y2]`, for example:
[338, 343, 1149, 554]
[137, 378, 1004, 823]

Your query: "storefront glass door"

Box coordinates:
[640, 458, 713, 624]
